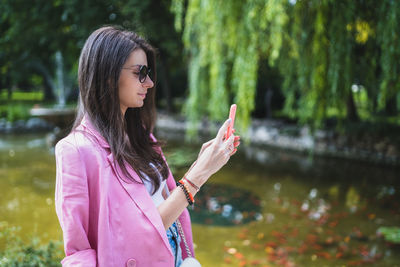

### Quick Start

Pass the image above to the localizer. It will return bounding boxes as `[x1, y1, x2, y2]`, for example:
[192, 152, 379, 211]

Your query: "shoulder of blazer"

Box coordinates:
[56, 128, 107, 162]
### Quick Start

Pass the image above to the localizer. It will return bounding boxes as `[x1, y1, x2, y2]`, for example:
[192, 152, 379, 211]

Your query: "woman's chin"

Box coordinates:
[134, 101, 144, 108]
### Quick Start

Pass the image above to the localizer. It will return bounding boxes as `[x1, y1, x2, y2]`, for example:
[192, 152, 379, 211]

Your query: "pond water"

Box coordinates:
[0, 133, 399, 267]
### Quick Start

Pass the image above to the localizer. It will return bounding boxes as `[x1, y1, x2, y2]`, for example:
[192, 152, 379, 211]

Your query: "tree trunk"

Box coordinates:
[385, 96, 397, 116]
[43, 80, 55, 101]
[157, 57, 173, 113]
[346, 91, 359, 122]
[7, 87, 12, 100]
[5, 75, 12, 100]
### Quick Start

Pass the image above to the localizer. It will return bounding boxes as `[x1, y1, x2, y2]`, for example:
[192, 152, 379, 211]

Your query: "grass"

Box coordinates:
[0, 91, 44, 102]
[0, 224, 63, 267]
[0, 90, 45, 122]
[0, 90, 78, 122]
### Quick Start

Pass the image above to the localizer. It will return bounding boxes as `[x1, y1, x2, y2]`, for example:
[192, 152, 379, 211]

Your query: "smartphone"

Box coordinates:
[225, 104, 237, 139]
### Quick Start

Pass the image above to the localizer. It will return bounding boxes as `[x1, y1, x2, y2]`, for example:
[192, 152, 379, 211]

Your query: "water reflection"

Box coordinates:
[346, 186, 361, 213]
[0, 134, 59, 245]
[190, 183, 262, 226]
[1, 134, 400, 266]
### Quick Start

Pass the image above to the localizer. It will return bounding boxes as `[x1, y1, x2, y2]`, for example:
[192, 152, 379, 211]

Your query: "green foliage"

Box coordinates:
[0, 91, 43, 102]
[0, 91, 44, 122]
[378, 226, 400, 244]
[1, 0, 184, 104]
[0, 225, 63, 267]
[0, 104, 31, 122]
[163, 145, 198, 173]
[172, 0, 289, 135]
[173, 0, 400, 133]
[377, 0, 400, 109]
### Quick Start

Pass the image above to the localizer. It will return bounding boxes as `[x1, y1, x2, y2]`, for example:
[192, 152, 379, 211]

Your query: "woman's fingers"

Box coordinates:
[216, 118, 232, 143]
[223, 134, 235, 156]
[234, 136, 240, 147]
[230, 148, 237, 156]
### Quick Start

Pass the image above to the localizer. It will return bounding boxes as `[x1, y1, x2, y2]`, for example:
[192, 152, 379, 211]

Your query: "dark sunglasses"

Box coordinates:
[123, 65, 152, 83]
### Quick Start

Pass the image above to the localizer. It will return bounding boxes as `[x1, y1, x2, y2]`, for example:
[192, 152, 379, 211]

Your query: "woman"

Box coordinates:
[55, 26, 240, 267]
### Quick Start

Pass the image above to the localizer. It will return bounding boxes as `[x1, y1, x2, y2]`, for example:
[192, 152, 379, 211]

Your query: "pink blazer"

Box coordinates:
[55, 116, 194, 267]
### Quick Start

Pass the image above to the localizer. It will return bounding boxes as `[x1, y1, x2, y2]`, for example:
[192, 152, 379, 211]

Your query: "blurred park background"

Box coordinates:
[1, 0, 400, 266]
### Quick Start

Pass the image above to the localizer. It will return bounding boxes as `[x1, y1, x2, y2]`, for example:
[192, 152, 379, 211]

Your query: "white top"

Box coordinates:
[141, 163, 168, 207]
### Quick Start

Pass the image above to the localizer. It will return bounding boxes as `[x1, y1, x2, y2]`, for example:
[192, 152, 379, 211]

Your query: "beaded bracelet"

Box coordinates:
[182, 176, 200, 192]
[177, 180, 194, 206]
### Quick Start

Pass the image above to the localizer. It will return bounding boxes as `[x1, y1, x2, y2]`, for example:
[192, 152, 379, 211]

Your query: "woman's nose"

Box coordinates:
[144, 75, 154, 88]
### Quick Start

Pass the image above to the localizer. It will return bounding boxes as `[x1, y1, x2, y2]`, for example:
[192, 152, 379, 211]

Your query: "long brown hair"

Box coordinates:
[73, 26, 168, 193]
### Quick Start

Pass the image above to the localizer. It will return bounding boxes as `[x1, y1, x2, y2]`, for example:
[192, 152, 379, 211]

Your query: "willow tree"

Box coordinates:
[281, 0, 400, 125]
[172, 0, 400, 135]
[171, 0, 288, 135]
[377, 0, 400, 115]
[280, 0, 358, 126]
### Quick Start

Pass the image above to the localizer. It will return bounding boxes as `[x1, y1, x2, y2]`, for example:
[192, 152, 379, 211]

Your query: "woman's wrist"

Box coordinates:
[185, 168, 208, 188]
[183, 176, 200, 192]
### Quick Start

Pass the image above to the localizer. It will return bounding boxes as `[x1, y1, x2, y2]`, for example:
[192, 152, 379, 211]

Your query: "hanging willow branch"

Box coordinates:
[171, 0, 288, 136]
[172, 0, 400, 135]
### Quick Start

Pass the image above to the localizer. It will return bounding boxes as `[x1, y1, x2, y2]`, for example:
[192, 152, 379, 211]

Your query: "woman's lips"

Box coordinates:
[138, 93, 146, 99]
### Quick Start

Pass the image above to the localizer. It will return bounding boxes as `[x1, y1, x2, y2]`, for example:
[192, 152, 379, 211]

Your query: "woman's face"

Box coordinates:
[118, 48, 154, 114]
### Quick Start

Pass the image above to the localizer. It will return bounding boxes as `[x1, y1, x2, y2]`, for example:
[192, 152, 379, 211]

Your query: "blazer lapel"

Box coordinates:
[106, 153, 173, 257]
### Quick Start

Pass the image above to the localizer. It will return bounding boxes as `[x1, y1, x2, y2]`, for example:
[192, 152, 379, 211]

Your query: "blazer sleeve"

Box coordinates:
[55, 140, 97, 267]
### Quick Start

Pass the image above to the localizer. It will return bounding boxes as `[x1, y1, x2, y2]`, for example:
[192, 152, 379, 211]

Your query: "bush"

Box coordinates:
[378, 226, 400, 244]
[3, 104, 31, 122]
[0, 225, 63, 267]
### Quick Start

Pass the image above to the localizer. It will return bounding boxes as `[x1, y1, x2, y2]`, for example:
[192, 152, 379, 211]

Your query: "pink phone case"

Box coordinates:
[225, 104, 237, 139]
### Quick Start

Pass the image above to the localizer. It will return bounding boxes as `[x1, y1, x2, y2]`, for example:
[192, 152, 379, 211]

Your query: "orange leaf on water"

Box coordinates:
[329, 220, 338, 228]
[306, 234, 318, 244]
[290, 228, 299, 237]
[277, 259, 288, 266]
[265, 241, 278, 248]
[265, 246, 275, 254]
[238, 233, 248, 240]
[325, 236, 334, 245]
[271, 230, 285, 239]
[250, 259, 262, 266]
[257, 233, 265, 240]
[298, 243, 308, 254]
[316, 251, 331, 259]
[267, 255, 278, 262]
[284, 246, 296, 253]
[291, 213, 301, 219]
[224, 257, 232, 264]
[313, 244, 323, 251]
[239, 260, 247, 267]
[347, 260, 363, 266]
[234, 252, 245, 260]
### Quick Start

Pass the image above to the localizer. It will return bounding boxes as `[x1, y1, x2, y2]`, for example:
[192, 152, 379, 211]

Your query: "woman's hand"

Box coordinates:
[186, 119, 240, 187]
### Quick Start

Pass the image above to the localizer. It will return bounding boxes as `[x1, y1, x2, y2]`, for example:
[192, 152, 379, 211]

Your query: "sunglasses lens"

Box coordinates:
[139, 66, 151, 83]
